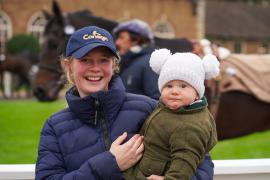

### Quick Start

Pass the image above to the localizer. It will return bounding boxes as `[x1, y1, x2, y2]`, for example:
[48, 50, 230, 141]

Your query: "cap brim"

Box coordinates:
[72, 42, 119, 59]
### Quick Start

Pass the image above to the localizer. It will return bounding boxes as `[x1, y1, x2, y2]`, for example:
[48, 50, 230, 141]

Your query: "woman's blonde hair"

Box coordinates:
[60, 55, 120, 85]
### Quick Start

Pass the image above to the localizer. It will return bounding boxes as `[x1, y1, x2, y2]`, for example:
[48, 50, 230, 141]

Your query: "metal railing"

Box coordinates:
[0, 159, 270, 180]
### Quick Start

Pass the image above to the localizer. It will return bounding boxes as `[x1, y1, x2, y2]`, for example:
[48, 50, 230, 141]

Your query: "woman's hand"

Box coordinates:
[147, 175, 165, 180]
[110, 132, 144, 171]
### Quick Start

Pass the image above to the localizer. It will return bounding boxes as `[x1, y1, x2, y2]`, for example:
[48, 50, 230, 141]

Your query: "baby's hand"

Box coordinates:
[147, 175, 164, 180]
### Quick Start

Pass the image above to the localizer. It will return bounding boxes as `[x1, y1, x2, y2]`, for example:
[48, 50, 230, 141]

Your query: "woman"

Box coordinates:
[35, 26, 214, 179]
[113, 19, 160, 100]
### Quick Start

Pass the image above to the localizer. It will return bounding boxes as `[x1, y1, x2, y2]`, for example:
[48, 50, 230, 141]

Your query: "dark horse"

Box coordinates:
[0, 53, 38, 98]
[33, 1, 192, 101]
[33, 1, 270, 140]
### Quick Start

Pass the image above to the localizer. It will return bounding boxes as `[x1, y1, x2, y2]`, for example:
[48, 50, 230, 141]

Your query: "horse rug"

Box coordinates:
[220, 53, 270, 103]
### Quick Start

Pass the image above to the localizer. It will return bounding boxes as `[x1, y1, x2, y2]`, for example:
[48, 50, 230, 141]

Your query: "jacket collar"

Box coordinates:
[120, 46, 154, 69]
[159, 96, 208, 114]
[66, 75, 126, 125]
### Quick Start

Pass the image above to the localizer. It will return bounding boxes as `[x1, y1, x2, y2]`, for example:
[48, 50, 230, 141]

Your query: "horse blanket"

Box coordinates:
[220, 54, 270, 103]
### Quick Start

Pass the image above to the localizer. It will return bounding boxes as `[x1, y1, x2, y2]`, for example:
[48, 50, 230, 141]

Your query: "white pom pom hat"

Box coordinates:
[150, 48, 220, 98]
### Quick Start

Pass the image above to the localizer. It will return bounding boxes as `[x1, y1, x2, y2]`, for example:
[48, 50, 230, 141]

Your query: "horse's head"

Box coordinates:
[33, 1, 70, 101]
[33, 0, 117, 101]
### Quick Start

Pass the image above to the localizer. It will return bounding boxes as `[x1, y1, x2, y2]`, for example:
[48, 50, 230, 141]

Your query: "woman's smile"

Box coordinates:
[85, 76, 103, 81]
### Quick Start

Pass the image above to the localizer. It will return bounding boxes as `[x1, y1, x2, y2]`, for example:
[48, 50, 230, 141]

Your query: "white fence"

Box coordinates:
[214, 159, 270, 180]
[0, 159, 270, 180]
[0, 164, 33, 180]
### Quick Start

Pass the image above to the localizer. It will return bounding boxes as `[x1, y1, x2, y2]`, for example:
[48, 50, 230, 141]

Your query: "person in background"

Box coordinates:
[35, 26, 214, 180]
[124, 49, 219, 180]
[113, 19, 160, 100]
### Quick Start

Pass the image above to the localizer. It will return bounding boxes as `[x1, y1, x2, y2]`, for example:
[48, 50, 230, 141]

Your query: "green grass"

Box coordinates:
[0, 99, 269, 163]
[0, 99, 66, 164]
[211, 129, 270, 159]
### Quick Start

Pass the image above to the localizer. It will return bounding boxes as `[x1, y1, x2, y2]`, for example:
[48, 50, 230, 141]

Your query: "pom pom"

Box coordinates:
[202, 54, 220, 79]
[149, 48, 171, 74]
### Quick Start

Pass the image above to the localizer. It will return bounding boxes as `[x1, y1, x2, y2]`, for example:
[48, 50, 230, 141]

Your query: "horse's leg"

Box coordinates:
[13, 75, 21, 98]
[0, 71, 3, 98]
[14, 75, 30, 99]
[3, 71, 12, 98]
[22, 78, 32, 99]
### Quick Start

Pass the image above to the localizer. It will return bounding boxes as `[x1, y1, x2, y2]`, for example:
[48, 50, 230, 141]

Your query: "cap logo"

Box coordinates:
[83, 31, 108, 41]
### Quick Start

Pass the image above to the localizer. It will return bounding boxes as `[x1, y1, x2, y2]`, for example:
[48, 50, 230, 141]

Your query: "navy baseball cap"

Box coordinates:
[65, 26, 119, 59]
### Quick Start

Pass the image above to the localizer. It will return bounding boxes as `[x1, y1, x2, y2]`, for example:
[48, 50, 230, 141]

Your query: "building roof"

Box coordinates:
[206, 1, 270, 40]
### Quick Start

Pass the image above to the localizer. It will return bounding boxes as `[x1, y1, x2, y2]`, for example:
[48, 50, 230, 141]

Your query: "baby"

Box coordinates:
[123, 49, 219, 180]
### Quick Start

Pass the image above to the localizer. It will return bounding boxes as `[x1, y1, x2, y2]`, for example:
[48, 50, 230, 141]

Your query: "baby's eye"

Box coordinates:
[166, 84, 173, 88]
[180, 84, 187, 88]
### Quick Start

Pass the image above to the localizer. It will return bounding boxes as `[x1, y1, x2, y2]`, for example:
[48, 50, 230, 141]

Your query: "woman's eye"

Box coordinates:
[100, 58, 110, 63]
[80, 59, 87, 62]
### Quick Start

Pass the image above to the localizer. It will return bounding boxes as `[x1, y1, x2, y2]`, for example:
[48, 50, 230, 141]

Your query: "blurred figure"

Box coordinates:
[192, 39, 231, 60]
[113, 19, 160, 99]
[192, 39, 213, 57]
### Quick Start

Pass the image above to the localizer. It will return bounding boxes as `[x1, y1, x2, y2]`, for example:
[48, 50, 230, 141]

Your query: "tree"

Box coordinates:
[6, 34, 40, 55]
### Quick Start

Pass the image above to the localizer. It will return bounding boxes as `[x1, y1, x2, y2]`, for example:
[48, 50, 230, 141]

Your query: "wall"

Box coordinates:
[0, 0, 198, 38]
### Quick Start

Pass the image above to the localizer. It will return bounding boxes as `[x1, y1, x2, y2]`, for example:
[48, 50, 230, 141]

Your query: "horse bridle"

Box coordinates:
[37, 62, 66, 90]
[38, 63, 63, 74]
[36, 12, 76, 92]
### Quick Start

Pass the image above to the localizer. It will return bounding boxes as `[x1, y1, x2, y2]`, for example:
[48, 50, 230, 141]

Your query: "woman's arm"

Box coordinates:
[191, 153, 214, 180]
[36, 120, 120, 179]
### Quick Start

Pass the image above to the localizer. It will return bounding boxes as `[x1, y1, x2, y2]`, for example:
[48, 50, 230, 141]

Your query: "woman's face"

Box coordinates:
[115, 31, 136, 56]
[67, 47, 116, 98]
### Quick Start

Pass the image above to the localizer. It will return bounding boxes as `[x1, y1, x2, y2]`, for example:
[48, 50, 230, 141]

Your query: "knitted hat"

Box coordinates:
[150, 48, 220, 98]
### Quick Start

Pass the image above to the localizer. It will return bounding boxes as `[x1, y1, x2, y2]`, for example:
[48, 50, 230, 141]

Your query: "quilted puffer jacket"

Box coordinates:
[35, 76, 214, 180]
[119, 46, 160, 100]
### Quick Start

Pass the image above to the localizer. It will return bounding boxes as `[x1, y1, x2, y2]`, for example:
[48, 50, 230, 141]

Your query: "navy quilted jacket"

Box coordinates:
[119, 46, 160, 100]
[35, 76, 214, 180]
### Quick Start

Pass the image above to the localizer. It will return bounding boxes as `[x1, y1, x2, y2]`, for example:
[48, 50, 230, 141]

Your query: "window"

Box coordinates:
[259, 41, 269, 54]
[153, 16, 175, 39]
[234, 41, 246, 53]
[27, 11, 47, 44]
[0, 11, 12, 57]
[117, 10, 131, 22]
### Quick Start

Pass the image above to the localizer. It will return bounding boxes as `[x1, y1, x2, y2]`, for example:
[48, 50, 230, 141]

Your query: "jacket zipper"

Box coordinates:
[94, 99, 111, 151]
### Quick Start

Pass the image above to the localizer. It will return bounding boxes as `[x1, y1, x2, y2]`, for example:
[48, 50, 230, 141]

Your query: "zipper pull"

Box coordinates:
[94, 99, 99, 125]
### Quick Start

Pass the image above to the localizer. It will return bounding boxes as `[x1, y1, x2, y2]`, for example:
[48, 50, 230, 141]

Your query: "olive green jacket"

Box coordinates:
[123, 97, 217, 180]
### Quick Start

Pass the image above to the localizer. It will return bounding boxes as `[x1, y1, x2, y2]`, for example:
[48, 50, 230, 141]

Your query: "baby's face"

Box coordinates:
[161, 80, 199, 110]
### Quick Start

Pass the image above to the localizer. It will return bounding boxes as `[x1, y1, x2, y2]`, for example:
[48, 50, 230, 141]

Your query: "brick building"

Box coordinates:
[206, 0, 270, 54]
[1, 0, 270, 54]
[0, 0, 200, 55]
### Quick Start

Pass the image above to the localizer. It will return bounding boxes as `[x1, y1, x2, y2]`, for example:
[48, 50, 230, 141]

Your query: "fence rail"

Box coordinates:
[0, 159, 270, 180]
